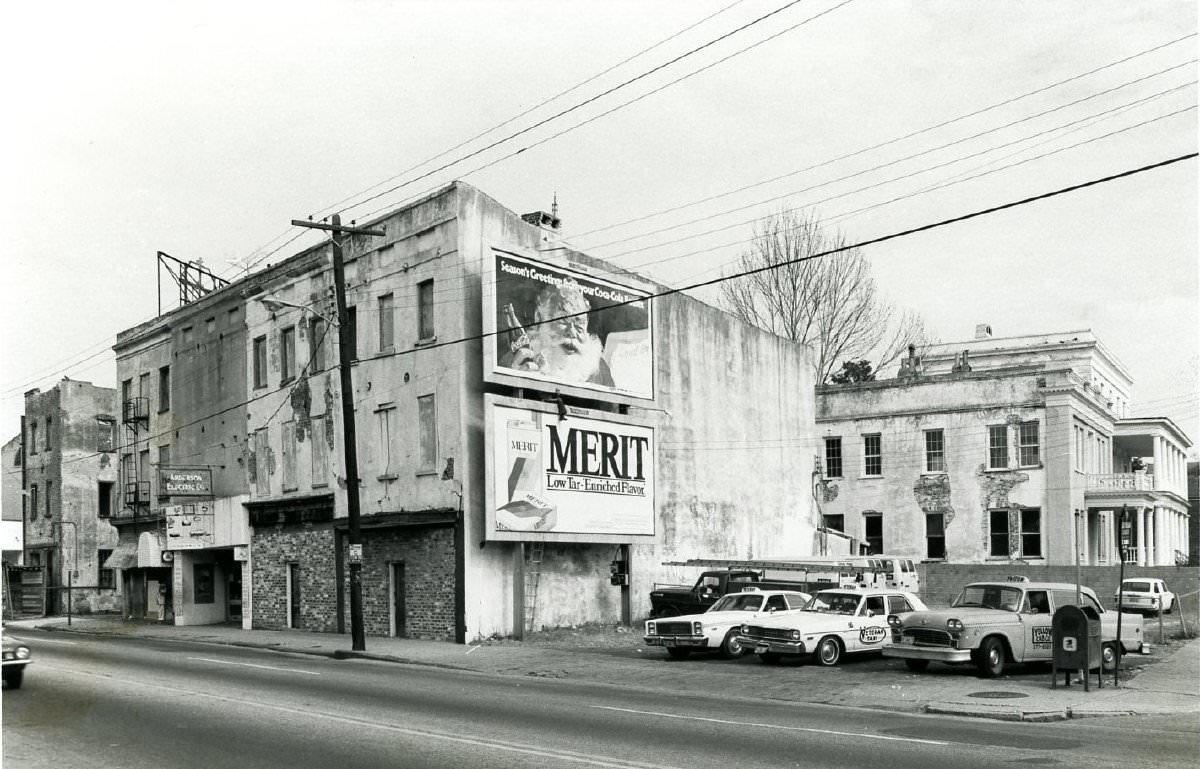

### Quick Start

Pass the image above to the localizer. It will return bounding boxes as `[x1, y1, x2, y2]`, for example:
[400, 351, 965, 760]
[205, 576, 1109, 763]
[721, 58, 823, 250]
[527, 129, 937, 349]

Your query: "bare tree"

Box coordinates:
[721, 209, 932, 383]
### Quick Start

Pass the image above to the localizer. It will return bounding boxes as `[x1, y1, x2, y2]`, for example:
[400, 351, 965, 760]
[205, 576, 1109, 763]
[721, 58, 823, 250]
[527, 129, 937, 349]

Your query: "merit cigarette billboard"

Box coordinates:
[483, 249, 654, 403]
[485, 398, 656, 543]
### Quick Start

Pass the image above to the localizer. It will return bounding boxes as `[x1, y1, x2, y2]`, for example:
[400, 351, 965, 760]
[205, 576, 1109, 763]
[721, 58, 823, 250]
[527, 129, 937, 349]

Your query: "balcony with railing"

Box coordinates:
[1086, 472, 1155, 493]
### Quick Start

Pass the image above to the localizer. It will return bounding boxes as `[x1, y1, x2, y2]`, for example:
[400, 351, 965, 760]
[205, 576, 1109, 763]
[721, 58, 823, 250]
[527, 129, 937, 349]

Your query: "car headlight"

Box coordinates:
[693, 621, 703, 635]
[15, 646, 30, 660]
[790, 629, 801, 640]
[947, 618, 964, 633]
[887, 614, 902, 627]
[741, 624, 751, 634]
[647, 622, 656, 635]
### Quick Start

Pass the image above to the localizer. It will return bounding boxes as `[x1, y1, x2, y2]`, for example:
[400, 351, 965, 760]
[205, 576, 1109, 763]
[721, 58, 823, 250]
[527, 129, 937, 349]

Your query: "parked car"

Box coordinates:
[1114, 578, 1175, 616]
[737, 588, 927, 666]
[649, 570, 814, 618]
[884, 578, 1144, 678]
[2, 628, 31, 689]
[643, 588, 811, 659]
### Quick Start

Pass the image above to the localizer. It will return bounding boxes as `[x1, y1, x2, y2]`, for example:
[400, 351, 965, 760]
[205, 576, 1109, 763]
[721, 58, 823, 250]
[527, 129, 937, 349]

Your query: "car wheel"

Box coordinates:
[904, 659, 930, 672]
[1101, 642, 1118, 673]
[976, 637, 1006, 678]
[719, 629, 746, 659]
[758, 652, 783, 665]
[3, 669, 23, 690]
[815, 636, 843, 667]
[666, 647, 691, 660]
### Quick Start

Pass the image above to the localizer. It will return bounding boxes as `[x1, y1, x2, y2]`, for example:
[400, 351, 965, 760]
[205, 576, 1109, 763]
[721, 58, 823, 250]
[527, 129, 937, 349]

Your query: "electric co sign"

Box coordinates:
[160, 468, 213, 497]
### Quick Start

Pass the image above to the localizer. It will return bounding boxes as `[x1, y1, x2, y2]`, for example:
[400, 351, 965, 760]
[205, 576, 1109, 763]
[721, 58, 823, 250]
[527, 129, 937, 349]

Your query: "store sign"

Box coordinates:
[160, 467, 212, 497]
[483, 250, 654, 402]
[485, 401, 655, 541]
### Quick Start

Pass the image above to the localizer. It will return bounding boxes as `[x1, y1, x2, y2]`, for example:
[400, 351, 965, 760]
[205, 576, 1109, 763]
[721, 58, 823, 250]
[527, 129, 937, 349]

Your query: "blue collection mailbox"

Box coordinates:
[1051, 603, 1103, 690]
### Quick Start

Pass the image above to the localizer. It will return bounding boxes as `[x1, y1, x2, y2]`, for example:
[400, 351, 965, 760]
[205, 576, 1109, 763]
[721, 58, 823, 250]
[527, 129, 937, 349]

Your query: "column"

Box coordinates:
[1153, 506, 1167, 566]
[1155, 437, 1165, 489]
[1136, 507, 1147, 566]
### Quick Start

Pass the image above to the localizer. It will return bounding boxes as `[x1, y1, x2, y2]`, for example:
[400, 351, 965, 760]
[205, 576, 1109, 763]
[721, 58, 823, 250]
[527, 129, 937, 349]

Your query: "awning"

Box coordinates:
[102, 541, 138, 570]
[137, 532, 166, 567]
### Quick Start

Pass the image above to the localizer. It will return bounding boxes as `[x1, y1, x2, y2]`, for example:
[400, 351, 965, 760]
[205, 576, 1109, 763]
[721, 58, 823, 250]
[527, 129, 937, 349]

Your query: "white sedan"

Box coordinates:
[643, 589, 811, 660]
[1114, 578, 1176, 616]
[737, 588, 927, 666]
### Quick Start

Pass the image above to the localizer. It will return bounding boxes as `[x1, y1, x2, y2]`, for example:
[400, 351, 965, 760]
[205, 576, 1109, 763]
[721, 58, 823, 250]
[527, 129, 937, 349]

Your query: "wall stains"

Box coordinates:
[975, 463, 1030, 555]
[291, 375, 312, 442]
[818, 479, 839, 503]
[913, 474, 955, 525]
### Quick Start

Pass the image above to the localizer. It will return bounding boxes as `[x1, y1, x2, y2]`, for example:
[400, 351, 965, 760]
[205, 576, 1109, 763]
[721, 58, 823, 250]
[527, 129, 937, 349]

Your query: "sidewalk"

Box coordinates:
[9, 616, 1199, 723]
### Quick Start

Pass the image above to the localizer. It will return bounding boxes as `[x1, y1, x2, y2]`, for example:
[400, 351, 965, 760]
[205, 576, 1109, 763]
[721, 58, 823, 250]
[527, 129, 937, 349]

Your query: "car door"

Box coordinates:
[851, 595, 889, 652]
[1023, 589, 1052, 661]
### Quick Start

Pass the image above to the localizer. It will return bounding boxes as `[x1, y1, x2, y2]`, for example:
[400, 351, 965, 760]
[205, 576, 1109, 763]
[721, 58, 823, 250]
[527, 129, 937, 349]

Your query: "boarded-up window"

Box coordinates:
[417, 395, 437, 472]
[254, 429, 271, 497]
[282, 421, 297, 491]
[97, 417, 116, 452]
[378, 293, 395, 350]
[311, 415, 329, 487]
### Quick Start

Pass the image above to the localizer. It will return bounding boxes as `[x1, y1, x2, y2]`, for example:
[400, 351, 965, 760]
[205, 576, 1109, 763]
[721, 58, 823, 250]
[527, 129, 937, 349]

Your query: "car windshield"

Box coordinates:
[1122, 581, 1153, 592]
[708, 593, 764, 612]
[804, 591, 861, 615]
[953, 585, 1023, 611]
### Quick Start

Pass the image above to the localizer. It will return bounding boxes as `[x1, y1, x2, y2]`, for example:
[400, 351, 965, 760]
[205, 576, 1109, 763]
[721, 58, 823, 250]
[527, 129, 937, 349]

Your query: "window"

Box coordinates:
[44, 480, 52, 517]
[1021, 508, 1042, 557]
[924, 429, 945, 472]
[346, 306, 358, 361]
[157, 446, 171, 498]
[376, 405, 396, 478]
[765, 595, 788, 612]
[229, 308, 240, 326]
[862, 433, 882, 476]
[97, 417, 116, 452]
[865, 596, 886, 616]
[98, 481, 113, 518]
[253, 336, 268, 389]
[888, 595, 916, 614]
[280, 326, 296, 383]
[254, 429, 270, 497]
[29, 484, 38, 520]
[926, 513, 945, 559]
[139, 371, 150, 403]
[158, 366, 171, 412]
[281, 422, 297, 491]
[417, 279, 434, 340]
[1018, 421, 1039, 466]
[311, 415, 329, 487]
[822, 514, 844, 533]
[98, 550, 114, 589]
[378, 293, 395, 350]
[29, 422, 38, 455]
[121, 378, 132, 408]
[863, 513, 883, 555]
[418, 394, 437, 472]
[44, 417, 52, 451]
[824, 437, 843, 478]
[182, 326, 194, 344]
[309, 317, 326, 372]
[989, 507, 1042, 558]
[987, 424, 1008, 469]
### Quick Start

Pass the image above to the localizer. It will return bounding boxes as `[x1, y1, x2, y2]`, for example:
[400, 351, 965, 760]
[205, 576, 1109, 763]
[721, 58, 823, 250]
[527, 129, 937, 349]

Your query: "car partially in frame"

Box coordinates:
[1114, 578, 1175, 616]
[643, 588, 811, 659]
[884, 578, 1143, 678]
[737, 588, 927, 666]
[2, 627, 31, 690]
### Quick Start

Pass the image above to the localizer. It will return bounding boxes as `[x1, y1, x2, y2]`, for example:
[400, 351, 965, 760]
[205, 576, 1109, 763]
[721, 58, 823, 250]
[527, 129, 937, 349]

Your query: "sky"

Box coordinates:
[1, 0, 1196, 453]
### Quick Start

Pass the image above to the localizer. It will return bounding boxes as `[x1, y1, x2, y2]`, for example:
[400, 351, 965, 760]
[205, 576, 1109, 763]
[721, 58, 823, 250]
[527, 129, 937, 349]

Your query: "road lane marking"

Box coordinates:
[186, 657, 321, 675]
[10, 635, 76, 645]
[590, 705, 952, 746]
[52, 665, 686, 769]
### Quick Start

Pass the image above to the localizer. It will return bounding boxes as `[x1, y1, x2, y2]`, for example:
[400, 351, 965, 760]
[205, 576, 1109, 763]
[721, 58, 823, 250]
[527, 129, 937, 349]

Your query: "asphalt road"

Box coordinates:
[3, 628, 1196, 769]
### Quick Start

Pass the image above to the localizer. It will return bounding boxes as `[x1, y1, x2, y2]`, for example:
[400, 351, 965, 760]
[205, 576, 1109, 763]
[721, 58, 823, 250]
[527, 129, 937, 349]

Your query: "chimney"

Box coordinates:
[974, 323, 993, 340]
[521, 194, 562, 242]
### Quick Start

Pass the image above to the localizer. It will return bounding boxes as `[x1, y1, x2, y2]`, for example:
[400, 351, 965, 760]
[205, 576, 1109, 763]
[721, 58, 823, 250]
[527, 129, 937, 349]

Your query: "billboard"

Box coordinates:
[485, 397, 656, 542]
[484, 249, 654, 402]
[165, 503, 214, 550]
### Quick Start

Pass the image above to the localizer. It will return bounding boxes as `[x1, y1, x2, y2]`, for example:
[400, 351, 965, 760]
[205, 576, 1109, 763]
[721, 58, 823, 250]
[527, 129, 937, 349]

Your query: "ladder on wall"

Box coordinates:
[523, 541, 545, 635]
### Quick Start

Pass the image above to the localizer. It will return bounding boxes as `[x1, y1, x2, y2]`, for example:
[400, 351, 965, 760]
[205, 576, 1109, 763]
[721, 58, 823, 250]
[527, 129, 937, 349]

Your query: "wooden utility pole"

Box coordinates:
[291, 214, 384, 652]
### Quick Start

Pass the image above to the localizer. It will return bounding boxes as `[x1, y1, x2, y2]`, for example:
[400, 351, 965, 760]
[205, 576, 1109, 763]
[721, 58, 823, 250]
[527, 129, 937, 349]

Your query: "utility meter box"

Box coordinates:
[1052, 603, 1103, 689]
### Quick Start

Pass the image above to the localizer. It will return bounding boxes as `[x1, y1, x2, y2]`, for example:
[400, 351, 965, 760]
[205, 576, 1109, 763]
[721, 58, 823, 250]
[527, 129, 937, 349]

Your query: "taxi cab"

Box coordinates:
[737, 588, 927, 666]
[643, 588, 811, 660]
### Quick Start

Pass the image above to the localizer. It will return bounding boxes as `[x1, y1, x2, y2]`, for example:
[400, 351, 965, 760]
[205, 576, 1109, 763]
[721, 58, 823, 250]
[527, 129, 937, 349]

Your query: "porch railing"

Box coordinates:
[1086, 472, 1155, 492]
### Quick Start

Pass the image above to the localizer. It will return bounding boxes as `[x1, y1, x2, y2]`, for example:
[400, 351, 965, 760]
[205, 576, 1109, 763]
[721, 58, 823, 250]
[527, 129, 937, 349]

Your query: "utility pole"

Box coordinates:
[291, 214, 384, 652]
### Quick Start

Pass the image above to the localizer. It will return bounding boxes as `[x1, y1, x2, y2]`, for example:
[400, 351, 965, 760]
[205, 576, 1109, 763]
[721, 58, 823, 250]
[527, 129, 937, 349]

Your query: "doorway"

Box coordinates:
[287, 563, 301, 629]
[227, 562, 243, 622]
[391, 561, 406, 638]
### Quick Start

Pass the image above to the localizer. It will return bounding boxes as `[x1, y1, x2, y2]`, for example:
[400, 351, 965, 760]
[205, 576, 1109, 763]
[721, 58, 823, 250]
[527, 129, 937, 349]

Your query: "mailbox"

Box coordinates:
[1051, 603, 1103, 689]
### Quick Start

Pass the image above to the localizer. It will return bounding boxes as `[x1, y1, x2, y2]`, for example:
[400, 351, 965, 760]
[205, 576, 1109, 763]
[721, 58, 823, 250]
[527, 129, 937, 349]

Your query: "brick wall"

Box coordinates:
[360, 525, 456, 640]
[919, 562, 1200, 608]
[251, 523, 338, 632]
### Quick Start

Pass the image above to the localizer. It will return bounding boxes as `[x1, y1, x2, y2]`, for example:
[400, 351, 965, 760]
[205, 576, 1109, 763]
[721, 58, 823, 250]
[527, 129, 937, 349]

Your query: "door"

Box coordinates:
[391, 562, 406, 638]
[1024, 590, 1052, 660]
[227, 563, 243, 622]
[288, 563, 301, 629]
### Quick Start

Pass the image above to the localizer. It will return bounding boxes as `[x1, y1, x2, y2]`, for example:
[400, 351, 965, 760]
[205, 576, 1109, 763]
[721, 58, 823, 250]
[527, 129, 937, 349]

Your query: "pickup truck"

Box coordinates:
[649, 570, 818, 617]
